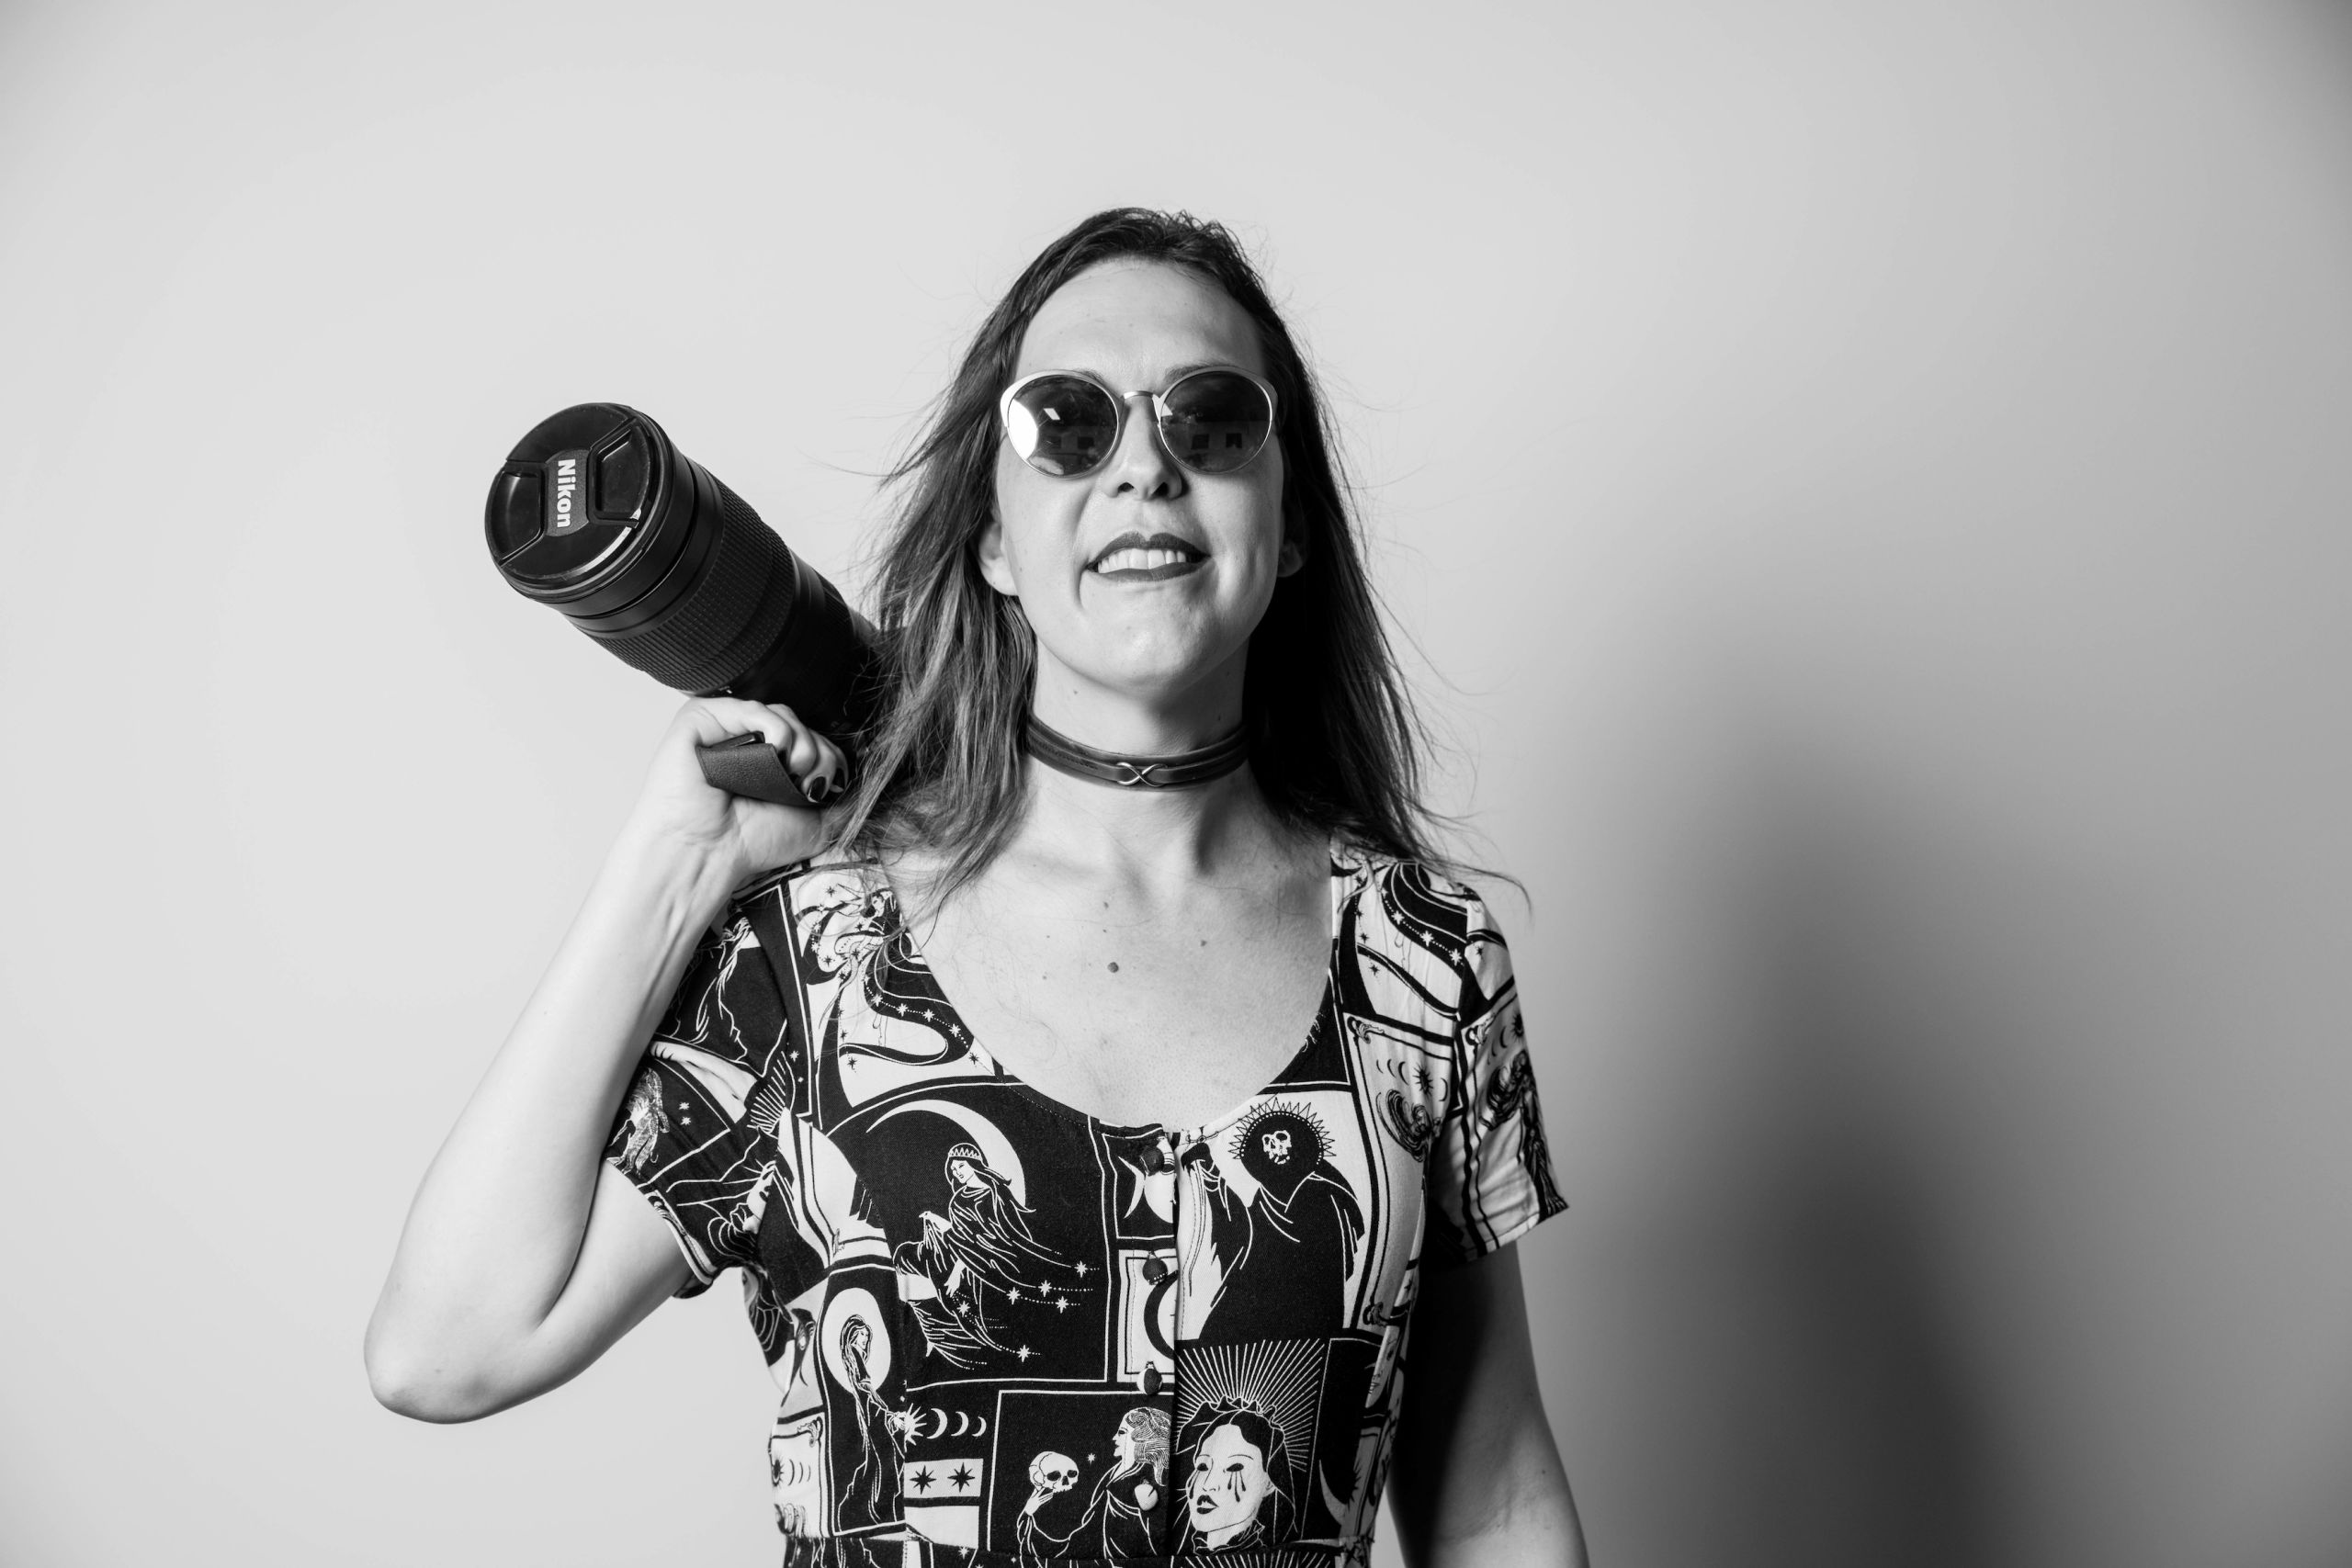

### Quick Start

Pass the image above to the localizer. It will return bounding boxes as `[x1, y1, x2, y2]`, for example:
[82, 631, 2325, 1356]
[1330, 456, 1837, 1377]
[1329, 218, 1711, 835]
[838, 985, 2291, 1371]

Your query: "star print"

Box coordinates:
[1016, 1346, 1033, 1361]
[923, 1008, 936, 1021]
[910, 1466, 935, 1494]
[1055, 1298, 1070, 1314]
[1007, 1286, 1020, 1300]
[949, 1464, 976, 1492]
[1074, 1261, 1089, 1277]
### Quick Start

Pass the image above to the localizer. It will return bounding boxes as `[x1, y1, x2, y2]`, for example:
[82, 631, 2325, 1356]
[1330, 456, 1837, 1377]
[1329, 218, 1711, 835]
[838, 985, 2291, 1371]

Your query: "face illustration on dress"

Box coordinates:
[1186, 1419, 1276, 1546]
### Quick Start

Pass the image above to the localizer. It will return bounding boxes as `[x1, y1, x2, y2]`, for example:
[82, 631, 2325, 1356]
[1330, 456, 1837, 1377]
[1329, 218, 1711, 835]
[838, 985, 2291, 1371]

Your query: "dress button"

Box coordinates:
[1138, 1143, 1168, 1173]
[1141, 1258, 1170, 1283]
[1143, 1364, 1163, 1396]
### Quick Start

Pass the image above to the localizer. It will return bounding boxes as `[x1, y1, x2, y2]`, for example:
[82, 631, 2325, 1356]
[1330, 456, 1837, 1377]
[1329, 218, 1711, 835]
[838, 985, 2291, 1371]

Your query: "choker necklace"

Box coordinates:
[1024, 715, 1250, 790]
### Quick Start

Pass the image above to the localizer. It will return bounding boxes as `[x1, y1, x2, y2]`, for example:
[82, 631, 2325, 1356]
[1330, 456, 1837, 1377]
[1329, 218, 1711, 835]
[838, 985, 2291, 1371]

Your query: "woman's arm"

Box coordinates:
[363, 699, 840, 1423]
[1386, 1243, 1589, 1568]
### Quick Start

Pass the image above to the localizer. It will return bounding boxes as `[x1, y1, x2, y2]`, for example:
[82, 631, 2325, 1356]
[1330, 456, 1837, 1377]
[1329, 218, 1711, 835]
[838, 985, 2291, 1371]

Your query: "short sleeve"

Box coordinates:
[1424, 895, 1567, 1270]
[604, 901, 789, 1298]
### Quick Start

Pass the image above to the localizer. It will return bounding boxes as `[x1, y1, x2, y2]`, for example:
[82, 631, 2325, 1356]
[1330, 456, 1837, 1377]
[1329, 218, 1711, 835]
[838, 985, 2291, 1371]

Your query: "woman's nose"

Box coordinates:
[1095, 390, 1186, 502]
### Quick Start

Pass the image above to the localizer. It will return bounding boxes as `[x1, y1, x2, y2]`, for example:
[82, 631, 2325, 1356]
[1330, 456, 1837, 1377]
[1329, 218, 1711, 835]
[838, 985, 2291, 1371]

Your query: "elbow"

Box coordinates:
[364, 1315, 510, 1425]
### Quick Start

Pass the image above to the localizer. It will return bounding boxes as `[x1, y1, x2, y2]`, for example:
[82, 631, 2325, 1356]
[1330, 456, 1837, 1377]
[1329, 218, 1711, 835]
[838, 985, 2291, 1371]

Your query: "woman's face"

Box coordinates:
[979, 260, 1291, 720]
[1185, 1422, 1272, 1538]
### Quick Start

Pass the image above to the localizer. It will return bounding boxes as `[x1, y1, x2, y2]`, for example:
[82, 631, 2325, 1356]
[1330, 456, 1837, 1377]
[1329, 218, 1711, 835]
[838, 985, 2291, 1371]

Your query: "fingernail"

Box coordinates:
[803, 775, 834, 805]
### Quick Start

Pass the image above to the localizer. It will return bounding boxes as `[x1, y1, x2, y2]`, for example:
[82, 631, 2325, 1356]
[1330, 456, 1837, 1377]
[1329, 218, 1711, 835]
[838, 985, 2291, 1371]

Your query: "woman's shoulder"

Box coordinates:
[714, 856, 902, 961]
[1329, 836, 1517, 1006]
[725, 853, 889, 910]
[1329, 837, 1506, 928]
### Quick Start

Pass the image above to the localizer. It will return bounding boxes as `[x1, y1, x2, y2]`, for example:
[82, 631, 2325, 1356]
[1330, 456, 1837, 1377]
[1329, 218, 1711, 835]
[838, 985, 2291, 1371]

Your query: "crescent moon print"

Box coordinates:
[879, 1102, 1091, 1369]
[873, 1100, 1028, 1204]
[612, 852, 1565, 1557]
[916, 1407, 989, 1439]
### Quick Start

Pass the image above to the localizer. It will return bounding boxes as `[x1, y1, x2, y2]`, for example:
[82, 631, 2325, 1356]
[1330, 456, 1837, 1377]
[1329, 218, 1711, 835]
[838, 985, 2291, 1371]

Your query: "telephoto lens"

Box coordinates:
[484, 403, 882, 806]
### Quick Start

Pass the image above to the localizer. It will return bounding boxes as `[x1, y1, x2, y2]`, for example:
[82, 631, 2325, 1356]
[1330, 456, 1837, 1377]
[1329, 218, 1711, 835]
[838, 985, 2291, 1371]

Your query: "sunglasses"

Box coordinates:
[1000, 367, 1279, 479]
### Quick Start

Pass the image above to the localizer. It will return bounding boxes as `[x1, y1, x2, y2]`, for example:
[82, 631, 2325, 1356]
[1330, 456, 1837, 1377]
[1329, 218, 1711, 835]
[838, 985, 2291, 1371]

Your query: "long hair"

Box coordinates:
[1113, 1405, 1172, 1487]
[828, 208, 1442, 900]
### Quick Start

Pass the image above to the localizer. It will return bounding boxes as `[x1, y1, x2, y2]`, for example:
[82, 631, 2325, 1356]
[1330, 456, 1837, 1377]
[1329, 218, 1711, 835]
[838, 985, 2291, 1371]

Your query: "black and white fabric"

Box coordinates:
[606, 844, 1566, 1567]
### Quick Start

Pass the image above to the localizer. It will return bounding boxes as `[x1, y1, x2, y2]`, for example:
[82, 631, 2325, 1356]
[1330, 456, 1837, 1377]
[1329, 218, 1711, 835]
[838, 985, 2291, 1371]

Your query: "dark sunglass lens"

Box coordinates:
[1005, 376, 1120, 476]
[1159, 372, 1272, 473]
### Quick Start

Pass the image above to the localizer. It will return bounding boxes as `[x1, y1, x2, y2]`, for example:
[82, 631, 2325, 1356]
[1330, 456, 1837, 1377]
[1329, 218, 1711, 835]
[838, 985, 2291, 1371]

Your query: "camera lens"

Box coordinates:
[485, 403, 879, 744]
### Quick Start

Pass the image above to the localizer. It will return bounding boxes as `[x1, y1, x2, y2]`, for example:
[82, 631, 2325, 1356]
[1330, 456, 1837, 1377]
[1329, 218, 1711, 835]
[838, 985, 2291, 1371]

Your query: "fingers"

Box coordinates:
[678, 699, 849, 807]
[682, 697, 797, 753]
[799, 732, 847, 807]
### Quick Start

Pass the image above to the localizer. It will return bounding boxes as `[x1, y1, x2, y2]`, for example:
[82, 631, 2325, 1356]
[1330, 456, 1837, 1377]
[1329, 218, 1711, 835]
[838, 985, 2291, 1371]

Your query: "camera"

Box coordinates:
[484, 404, 882, 805]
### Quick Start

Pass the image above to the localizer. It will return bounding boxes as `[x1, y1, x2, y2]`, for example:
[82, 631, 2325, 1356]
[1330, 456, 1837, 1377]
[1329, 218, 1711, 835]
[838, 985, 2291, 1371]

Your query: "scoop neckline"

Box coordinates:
[858, 851, 1348, 1145]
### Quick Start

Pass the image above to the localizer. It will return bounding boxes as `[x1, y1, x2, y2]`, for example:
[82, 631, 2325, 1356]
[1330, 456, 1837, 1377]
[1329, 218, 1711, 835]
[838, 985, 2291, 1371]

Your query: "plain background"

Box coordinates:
[4, 2, 2348, 1564]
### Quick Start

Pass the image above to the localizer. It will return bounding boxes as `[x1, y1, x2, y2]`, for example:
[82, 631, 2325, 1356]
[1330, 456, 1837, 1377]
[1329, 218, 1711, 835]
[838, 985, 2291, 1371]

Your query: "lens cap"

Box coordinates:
[485, 403, 674, 606]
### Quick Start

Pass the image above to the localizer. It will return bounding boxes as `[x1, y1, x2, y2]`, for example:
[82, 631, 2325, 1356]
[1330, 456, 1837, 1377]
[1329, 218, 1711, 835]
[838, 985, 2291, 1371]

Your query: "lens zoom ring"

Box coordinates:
[590, 479, 797, 694]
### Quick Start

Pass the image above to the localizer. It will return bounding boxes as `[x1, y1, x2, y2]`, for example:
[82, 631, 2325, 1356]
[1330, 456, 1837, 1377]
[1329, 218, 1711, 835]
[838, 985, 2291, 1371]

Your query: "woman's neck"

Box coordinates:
[1026, 647, 1246, 756]
[888, 647, 1323, 925]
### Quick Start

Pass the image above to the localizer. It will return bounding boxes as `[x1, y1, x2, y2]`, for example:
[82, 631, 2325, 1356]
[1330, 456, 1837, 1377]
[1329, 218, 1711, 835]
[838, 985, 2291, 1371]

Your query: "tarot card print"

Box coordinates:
[986, 1390, 1176, 1560]
[841, 1090, 1108, 1379]
[1115, 1248, 1180, 1387]
[1170, 1339, 1329, 1553]
[1339, 1010, 1457, 1325]
[768, 1412, 829, 1538]
[1172, 1089, 1379, 1346]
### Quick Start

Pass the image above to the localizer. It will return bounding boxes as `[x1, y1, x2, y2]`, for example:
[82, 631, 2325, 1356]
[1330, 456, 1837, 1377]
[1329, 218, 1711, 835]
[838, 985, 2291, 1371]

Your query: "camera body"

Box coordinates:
[484, 403, 882, 803]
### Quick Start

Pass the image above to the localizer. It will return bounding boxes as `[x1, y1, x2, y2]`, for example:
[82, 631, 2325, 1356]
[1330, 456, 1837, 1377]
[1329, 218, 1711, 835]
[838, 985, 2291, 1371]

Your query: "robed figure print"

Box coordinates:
[837, 1315, 909, 1529]
[1012, 1404, 1172, 1562]
[893, 1141, 1085, 1366]
[1177, 1102, 1366, 1343]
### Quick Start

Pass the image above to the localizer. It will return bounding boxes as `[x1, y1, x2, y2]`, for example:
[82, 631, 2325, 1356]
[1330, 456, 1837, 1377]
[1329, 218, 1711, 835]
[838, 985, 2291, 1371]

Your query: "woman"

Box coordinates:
[1179, 1404, 1298, 1552]
[368, 209, 1586, 1566]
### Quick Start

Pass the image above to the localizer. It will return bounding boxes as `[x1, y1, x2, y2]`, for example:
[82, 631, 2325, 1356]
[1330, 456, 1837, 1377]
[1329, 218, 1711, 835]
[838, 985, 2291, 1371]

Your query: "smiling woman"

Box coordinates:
[368, 209, 1584, 1568]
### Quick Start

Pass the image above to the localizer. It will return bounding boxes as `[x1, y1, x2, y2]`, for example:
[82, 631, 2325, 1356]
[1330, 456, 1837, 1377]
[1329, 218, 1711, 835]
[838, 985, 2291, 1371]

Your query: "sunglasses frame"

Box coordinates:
[998, 366, 1281, 479]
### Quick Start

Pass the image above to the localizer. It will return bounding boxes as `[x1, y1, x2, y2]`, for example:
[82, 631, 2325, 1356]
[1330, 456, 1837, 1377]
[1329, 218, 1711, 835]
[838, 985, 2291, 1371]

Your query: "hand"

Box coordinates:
[624, 697, 846, 887]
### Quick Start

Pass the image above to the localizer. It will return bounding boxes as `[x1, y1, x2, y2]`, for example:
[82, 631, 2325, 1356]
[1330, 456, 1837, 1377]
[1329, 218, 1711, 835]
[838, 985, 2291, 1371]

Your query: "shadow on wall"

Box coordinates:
[1615, 980, 1997, 1561]
[1566, 746, 2013, 1568]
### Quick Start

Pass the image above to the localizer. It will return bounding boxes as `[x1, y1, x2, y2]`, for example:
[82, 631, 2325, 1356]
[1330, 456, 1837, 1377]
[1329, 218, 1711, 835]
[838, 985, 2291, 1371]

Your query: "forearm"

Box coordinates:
[367, 827, 733, 1401]
[1389, 1247, 1589, 1568]
[1405, 1422, 1586, 1568]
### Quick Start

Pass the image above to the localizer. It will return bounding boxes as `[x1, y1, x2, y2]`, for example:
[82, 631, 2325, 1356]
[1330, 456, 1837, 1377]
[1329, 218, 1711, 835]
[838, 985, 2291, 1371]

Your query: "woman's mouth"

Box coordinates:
[1090, 532, 1207, 582]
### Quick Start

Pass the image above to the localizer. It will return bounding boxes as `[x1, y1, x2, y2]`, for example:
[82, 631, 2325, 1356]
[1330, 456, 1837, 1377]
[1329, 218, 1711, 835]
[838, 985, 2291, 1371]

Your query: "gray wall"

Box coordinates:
[3, 2, 2346, 1564]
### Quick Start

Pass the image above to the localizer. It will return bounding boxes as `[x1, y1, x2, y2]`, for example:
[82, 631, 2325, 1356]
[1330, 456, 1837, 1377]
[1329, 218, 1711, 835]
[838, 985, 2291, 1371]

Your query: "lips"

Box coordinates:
[1089, 530, 1207, 581]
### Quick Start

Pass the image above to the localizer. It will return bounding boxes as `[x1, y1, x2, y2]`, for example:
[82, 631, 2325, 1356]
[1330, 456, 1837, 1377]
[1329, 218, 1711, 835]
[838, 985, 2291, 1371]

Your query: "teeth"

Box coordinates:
[1094, 547, 1197, 573]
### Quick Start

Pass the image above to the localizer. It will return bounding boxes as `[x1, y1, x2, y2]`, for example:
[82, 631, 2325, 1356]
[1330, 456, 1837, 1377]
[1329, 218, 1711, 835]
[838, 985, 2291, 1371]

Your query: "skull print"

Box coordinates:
[1029, 1450, 1080, 1495]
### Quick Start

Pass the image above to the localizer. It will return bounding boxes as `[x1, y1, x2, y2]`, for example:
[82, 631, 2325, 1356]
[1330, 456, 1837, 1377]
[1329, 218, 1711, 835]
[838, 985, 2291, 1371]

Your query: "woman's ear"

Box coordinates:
[1276, 532, 1306, 578]
[977, 513, 1020, 596]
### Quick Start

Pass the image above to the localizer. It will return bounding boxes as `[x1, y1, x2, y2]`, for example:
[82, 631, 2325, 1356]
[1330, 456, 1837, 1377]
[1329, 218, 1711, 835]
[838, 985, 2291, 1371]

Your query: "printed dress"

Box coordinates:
[606, 844, 1566, 1567]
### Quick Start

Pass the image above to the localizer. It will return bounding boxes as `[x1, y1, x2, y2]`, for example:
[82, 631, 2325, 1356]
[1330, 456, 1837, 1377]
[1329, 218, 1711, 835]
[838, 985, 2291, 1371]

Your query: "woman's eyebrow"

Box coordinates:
[1054, 360, 1246, 389]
